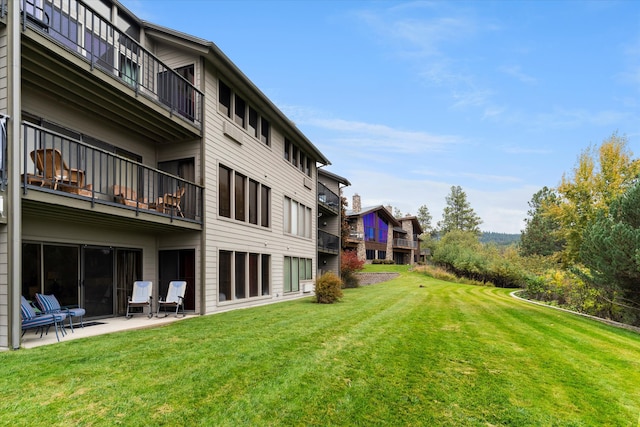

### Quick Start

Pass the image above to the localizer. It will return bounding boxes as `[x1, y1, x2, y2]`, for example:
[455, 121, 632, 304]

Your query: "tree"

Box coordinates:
[340, 195, 350, 247]
[520, 187, 565, 257]
[580, 181, 640, 311]
[416, 204, 433, 235]
[437, 185, 483, 235]
[393, 207, 403, 218]
[547, 133, 640, 262]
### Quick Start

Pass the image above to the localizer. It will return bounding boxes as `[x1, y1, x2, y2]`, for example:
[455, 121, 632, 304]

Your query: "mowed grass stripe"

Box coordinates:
[1, 271, 639, 426]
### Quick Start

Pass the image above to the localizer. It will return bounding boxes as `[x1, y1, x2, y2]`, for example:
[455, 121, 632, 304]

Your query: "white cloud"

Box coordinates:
[281, 105, 464, 154]
[499, 65, 537, 84]
[341, 170, 536, 234]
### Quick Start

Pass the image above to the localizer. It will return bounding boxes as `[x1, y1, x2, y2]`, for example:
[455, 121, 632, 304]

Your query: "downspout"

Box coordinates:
[8, 0, 22, 349]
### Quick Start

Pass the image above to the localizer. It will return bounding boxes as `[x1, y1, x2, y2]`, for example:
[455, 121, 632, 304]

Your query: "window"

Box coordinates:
[219, 164, 270, 227]
[235, 252, 246, 299]
[261, 185, 270, 227]
[284, 197, 312, 238]
[235, 172, 246, 221]
[284, 256, 312, 293]
[219, 165, 232, 218]
[249, 253, 259, 297]
[261, 254, 270, 296]
[378, 251, 386, 260]
[363, 212, 389, 243]
[219, 250, 270, 301]
[119, 56, 138, 87]
[220, 81, 270, 145]
[219, 81, 231, 117]
[284, 139, 291, 161]
[234, 94, 246, 127]
[248, 107, 258, 138]
[249, 179, 258, 225]
[219, 251, 232, 301]
[260, 118, 270, 145]
[366, 249, 375, 260]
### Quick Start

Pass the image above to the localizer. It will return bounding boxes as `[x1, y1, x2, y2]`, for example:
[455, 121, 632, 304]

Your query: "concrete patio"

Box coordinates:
[20, 313, 190, 349]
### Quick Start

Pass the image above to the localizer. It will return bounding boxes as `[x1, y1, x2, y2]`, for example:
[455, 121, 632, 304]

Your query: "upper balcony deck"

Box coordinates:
[20, 122, 203, 231]
[9, 0, 204, 143]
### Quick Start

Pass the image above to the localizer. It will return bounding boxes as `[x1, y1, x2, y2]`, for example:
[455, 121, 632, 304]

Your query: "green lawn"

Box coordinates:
[2, 271, 639, 426]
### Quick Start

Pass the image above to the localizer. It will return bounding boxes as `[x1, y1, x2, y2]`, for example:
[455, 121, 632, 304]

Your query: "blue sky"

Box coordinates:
[129, 0, 640, 233]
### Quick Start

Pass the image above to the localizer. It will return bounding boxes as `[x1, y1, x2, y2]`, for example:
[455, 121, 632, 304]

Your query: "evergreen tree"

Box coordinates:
[580, 181, 640, 309]
[437, 185, 483, 235]
[520, 187, 565, 257]
[416, 204, 433, 235]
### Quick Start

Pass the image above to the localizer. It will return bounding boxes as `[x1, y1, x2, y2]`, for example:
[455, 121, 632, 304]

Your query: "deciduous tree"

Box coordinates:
[548, 133, 640, 262]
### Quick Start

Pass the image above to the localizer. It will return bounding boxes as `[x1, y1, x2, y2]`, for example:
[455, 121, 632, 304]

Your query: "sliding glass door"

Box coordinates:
[82, 246, 114, 317]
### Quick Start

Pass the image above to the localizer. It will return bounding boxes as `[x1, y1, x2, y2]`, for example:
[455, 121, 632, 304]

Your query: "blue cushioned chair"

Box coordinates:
[21, 296, 66, 342]
[35, 293, 85, 332]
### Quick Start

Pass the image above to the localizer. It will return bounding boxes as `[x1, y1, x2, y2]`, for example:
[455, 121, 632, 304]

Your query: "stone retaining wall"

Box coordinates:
[354, 272, 400, 286]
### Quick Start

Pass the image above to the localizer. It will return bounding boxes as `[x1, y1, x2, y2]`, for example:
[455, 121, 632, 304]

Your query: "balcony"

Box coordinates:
[19, 0, 203, 142]
[318, 230, 339, 254]
[318, 182, 340, 215]
[347, 230, 364, 241]
[393, 238, 418, 249]
[21, 122, 203, 226]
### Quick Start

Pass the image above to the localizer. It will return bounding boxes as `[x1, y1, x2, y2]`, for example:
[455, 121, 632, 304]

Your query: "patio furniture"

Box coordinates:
[112, 185, 149, 209]
[20, 296, 66, 342]
[126, 281, 153, 318]
[35, 293, 85, 332]
[156, 281, 187, 318]
[149, 187, 185, 217]
[32, 148, 86, 192]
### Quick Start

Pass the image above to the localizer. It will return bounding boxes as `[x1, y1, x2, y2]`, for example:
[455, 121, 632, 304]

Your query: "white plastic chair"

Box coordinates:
[126, 281, 153, 318]
[156, 281, 187, 318]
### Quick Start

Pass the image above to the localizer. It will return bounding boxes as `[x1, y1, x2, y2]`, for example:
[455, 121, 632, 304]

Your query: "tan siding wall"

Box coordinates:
[0, 27, 8, 348]
[22, 86, 158, 163]
[201, 66, 317, 314]
[22, 216, 159, 296]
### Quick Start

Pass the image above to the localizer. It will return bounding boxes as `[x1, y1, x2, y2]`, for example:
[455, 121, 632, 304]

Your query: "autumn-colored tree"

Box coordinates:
[341, 250, 364, 288]
[547, 133, 640, 262]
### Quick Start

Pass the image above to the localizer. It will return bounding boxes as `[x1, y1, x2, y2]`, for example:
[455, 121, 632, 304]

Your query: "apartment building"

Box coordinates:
[317, 169, 349, 278]
[0, 0, 330, 349]
[345, 194, 422, 265]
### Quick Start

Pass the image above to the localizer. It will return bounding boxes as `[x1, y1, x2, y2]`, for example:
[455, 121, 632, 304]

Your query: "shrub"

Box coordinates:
[341, 251, 364, 288]
[315, 271, 343, 304]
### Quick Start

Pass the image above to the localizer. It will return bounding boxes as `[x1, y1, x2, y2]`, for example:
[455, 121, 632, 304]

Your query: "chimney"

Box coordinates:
[352, 194, 361, 213]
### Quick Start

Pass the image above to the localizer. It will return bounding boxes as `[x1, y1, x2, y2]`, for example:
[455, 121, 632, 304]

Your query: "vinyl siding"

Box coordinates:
[202, 65, 317, 313]
[0, 27, 8, 348]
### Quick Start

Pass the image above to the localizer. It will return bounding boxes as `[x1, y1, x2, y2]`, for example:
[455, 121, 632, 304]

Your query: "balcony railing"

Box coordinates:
[318, 230, 339, 254]
[393, 238, 418, 249]
[348, 230, 364, 241]
[21, 0, 203, 127]
[21, 122, 203, 223]
[318, 182, 340, 213]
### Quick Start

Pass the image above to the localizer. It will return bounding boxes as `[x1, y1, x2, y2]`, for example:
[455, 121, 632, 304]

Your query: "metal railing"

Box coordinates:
[318, 182, 340, 213]
[21, 0, 203, 126]
[348, 230, 364, 241]
[318, 230, 339, 254]
[21, 122, 203, 223]
[393, 238, 418, 249]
